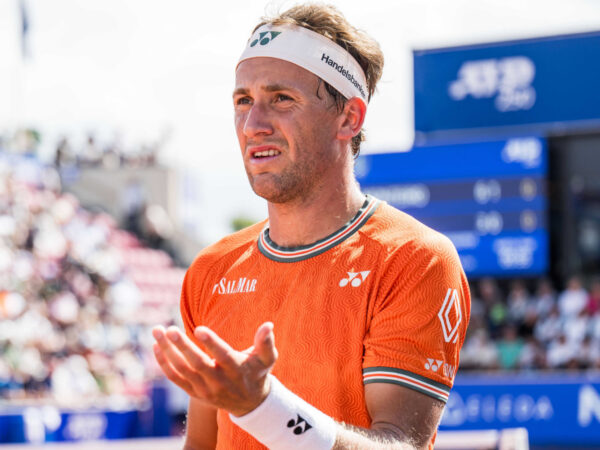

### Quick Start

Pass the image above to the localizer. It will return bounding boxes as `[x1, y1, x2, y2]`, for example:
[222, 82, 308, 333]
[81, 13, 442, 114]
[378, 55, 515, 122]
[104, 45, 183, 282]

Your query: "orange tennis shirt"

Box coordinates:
[181, 196, 471, 449]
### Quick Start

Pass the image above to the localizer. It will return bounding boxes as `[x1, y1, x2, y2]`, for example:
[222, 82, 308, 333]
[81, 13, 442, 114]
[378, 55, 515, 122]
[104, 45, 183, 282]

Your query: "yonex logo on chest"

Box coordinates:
[212, 277, 257, 295]
[339, 271, 370, 287]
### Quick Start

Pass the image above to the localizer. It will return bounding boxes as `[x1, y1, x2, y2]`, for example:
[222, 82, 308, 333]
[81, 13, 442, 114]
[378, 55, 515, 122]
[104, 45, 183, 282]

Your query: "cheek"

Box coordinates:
[298, 111, 336, 142]
[234, 114, 246, 143]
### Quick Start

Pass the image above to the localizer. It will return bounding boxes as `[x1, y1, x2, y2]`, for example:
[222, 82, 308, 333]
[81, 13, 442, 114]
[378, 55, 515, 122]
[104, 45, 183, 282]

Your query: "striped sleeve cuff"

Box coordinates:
[363, 367, 451, 403]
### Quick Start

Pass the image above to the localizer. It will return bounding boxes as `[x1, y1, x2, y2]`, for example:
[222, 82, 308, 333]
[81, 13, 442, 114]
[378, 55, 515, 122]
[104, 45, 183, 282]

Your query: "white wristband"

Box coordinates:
[229, 375, 337, 450]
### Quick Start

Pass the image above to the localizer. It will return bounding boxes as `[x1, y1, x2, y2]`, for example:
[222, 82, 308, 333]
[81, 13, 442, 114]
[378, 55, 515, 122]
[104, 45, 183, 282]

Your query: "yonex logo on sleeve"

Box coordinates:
[339, 271, 370, 287]
[424, 358, 443, 372]
[250, 31, 281, 47]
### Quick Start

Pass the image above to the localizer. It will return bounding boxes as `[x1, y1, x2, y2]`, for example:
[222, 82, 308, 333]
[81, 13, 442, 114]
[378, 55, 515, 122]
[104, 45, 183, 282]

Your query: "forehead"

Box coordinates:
[234, 57, 319, 93]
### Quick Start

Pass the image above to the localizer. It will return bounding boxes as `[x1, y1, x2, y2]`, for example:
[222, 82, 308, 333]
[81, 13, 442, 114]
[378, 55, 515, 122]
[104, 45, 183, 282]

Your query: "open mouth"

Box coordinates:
[252, 149, 281, 159]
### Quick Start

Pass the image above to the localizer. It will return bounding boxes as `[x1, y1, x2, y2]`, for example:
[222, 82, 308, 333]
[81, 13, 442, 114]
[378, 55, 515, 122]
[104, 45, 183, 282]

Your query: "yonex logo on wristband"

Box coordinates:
[287, 414, 312, 435]
[250, 31, 281, 47]
[229, 375, 337, 448]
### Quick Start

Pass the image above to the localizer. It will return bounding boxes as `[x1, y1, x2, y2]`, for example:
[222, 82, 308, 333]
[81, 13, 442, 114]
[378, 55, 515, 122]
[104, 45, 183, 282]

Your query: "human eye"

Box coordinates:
[275, 93, 294, 103]
[234, 95, 252, 106]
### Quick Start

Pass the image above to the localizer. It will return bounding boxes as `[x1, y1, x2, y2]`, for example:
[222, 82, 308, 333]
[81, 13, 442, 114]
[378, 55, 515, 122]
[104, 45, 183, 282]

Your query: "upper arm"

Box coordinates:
[361, 235, 470, 447]
[184, 398, 218, 450]
[363, 236, 470, 397]
[365, 382, 445, 449]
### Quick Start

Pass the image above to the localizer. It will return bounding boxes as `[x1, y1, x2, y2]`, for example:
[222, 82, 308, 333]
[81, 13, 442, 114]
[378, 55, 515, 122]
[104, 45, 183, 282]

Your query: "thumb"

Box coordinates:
[253, 322, 277, 368]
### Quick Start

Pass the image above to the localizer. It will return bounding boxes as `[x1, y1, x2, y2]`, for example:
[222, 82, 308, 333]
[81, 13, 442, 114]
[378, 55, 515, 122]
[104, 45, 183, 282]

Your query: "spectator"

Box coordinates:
[519, 308, 538, 339]
[81, 135, 102, 167]
[563, 308, 590, 345]
[558, 276, 588, 318]
[466, 295, 486, 333]
[506, 280, 532, 325]
[577, 335, 600, 369]
[590, 310, 600, 341]
[534, 305, 563, 345]
[496, 325, 524, 370]
[518, 336, 546, 370]
[547, 334, 578, 369]
[51, 354, 100, 404]
[533, 278, 557, 319]
[478, 278, 507, 338]
[586, 277, 600, 315]
[460, 327, 499, 370]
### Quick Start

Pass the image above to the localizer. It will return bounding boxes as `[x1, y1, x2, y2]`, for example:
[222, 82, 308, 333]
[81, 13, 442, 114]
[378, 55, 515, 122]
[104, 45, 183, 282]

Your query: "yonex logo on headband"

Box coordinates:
[250, 31, 282, 47]
[238, 24, 369, 107]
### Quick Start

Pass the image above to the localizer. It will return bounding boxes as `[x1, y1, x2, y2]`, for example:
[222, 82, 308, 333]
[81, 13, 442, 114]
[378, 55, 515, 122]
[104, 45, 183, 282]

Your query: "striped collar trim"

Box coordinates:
[258, 195, 379, 263]
[363, 367, 451, 403]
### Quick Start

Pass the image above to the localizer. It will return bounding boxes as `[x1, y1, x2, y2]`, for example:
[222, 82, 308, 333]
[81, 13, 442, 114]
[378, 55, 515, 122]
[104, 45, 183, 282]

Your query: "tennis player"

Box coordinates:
[153, 4, 470, 449]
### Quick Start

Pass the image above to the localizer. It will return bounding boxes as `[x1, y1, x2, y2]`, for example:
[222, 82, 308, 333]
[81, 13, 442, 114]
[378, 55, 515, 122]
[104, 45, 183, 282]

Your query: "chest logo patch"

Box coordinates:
[438, 288, 462, 343]
[339, 271, 370, 287]
[212, 277, 257, 295]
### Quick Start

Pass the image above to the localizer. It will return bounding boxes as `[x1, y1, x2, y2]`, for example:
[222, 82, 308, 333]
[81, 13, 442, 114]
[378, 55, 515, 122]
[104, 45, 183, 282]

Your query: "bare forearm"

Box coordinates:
[333, 422, 419, 450]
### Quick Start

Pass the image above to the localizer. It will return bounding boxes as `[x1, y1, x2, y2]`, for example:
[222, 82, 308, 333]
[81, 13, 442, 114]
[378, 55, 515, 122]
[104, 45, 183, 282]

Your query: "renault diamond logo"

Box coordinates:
[438, 288, 462, 343]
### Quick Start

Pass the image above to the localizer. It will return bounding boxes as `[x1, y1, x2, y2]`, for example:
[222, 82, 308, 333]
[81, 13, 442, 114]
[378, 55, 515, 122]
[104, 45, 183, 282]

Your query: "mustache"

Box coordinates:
[245, 140, 286, 150]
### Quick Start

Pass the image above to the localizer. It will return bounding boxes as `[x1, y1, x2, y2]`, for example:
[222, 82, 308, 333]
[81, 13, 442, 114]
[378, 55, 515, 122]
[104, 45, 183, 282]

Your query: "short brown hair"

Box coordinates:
[253, 3, 384, 157]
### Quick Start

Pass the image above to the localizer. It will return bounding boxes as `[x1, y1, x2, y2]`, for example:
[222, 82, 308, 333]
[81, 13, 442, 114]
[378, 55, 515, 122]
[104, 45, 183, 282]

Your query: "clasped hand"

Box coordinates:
[152, 322, 277, 417]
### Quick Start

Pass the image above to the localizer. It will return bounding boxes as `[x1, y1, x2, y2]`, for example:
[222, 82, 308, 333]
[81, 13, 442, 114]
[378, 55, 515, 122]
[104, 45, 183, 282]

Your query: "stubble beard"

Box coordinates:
[246, 148, 331, 205]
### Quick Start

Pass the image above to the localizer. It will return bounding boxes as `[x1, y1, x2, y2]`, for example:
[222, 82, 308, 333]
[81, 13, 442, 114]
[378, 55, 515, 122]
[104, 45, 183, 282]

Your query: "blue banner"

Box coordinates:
[356, 137, 548, 277]
[443, 374, 600, 446]
[413, 31, 600, 139]
[0, 408, 141, 443]
[0, 386, 171, 443]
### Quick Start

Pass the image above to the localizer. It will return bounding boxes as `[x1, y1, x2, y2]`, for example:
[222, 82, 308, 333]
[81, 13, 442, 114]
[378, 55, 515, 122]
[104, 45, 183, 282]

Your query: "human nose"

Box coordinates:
[242, 102, 273, 138]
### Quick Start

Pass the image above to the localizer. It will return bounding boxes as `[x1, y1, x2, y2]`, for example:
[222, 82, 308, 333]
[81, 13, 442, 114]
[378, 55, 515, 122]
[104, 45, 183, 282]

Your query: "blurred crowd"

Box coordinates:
[0, 128, 160, 170]
[54, 134, 159, 169]
[461, 276, 600, 371]
[0, 153, 184, 407]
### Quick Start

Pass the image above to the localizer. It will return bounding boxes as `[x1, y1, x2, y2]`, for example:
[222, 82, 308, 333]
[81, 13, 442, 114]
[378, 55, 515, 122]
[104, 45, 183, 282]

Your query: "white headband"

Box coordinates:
[237, 24, 369, 107]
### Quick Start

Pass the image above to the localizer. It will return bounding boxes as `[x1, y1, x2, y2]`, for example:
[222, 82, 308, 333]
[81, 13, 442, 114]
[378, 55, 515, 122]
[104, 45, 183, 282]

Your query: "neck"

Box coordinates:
[266, 178, 364, 248]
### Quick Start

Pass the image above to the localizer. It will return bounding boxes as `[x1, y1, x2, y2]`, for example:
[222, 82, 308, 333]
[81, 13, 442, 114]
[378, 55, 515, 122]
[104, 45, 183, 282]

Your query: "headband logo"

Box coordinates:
[250, 31, 282, 48]
[321, 53, 367, 99]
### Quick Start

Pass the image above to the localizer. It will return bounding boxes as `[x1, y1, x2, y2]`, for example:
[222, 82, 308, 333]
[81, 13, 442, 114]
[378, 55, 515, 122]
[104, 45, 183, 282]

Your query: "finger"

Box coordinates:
[253, 322, 277, 368]
[165, 326, 215, 369]
[194, 326, 238, 371]
[154, 326, 211, 382]
[152, 325, 167, 342]
[153, 343, 194, 394]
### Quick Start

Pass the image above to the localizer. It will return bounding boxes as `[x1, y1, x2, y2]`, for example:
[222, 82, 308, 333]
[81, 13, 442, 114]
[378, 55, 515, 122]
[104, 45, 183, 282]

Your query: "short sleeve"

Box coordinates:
[362, 235, 471, 403]
[179, 266, 205, 348]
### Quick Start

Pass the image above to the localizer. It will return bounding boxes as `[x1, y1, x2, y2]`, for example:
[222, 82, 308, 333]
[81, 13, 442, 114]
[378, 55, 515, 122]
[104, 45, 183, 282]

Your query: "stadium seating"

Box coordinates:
[0, 151, 182, 406]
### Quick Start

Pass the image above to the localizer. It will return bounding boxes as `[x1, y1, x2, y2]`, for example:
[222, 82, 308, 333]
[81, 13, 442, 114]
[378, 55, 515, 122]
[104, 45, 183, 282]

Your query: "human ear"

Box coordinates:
[336, 97, 366, 141]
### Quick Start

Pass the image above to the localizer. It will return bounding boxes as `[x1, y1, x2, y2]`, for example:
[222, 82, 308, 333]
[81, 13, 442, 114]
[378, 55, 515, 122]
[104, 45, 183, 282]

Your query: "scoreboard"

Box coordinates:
[355, 137, 548, 277]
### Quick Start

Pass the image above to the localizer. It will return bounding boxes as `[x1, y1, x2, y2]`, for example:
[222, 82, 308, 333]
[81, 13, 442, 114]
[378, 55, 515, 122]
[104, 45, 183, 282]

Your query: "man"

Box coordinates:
[152, 4, 470, 449]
